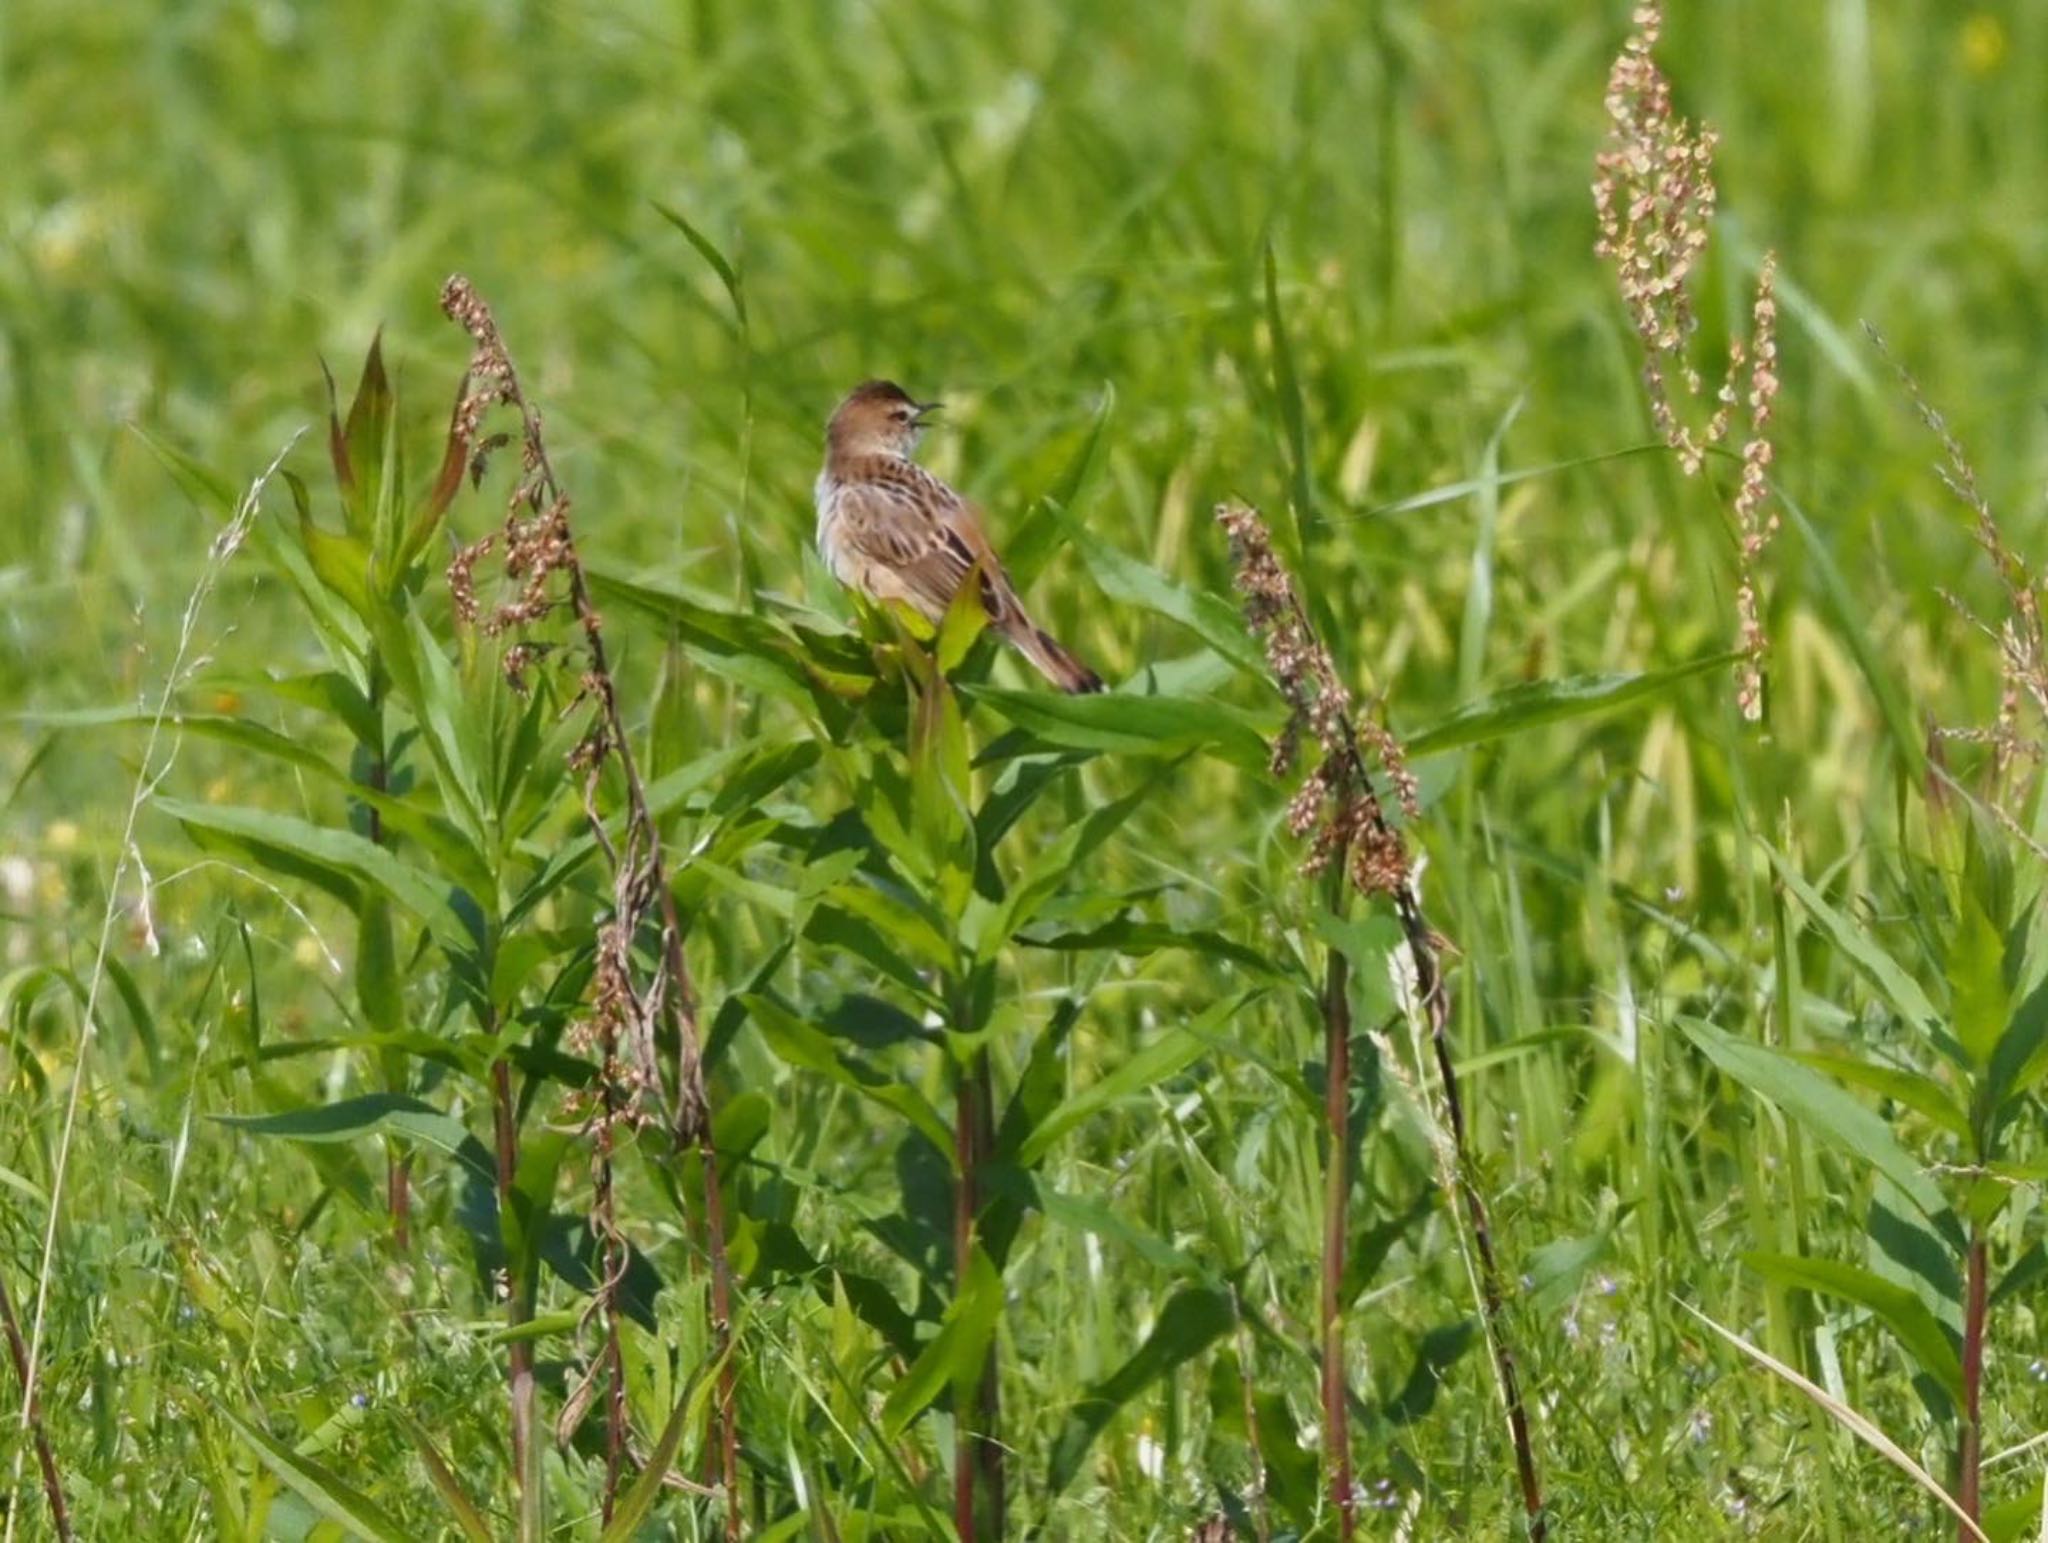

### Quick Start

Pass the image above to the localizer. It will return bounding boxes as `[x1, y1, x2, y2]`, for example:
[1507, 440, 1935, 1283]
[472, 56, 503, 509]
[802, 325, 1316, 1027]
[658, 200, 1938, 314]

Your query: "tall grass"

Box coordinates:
[3, 1, 2048, 1537]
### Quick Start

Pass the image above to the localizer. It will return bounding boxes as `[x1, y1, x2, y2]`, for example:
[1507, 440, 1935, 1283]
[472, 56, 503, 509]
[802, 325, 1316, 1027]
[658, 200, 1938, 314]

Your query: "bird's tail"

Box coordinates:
[1004, 616, 1105, 694]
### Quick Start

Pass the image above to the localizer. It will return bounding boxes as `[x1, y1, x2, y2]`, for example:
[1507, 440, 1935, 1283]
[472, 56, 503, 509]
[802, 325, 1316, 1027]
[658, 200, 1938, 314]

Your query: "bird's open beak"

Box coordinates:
[913, 400, 944, 423]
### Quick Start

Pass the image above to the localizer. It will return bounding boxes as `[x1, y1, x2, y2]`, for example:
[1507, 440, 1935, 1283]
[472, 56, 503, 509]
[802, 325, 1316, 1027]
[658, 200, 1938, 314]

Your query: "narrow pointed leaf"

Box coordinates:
[1679, 1017, 1962, 1249]
[963, 685, 1270, 771]
[1045, 1285, 1233, 1497]
[394, 1410, 494, 1543]
[1785, 1049, 1970, 1142]
[213, 1093, 494, 1187]
[881, 1247, 1002, 1438]
[1742, 1252, 1964, 1406]
[159, 799, 473, 955]
[597, 1358, 717, 1543]
[1019, 991, 1254, 1165]
[1762, 842, 1941, 1036]
[1406, 652, 1740, 757]
[211, 1403, 410, 1543]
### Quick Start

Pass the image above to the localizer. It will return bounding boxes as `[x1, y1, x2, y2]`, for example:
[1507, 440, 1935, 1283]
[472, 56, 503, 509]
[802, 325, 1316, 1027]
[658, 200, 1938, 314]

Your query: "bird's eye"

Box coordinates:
[892, 407, 912, 421]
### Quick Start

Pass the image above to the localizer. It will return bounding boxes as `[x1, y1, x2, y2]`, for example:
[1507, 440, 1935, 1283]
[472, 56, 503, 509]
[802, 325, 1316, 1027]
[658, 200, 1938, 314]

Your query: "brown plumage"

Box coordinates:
[814, 379, 1105, 694]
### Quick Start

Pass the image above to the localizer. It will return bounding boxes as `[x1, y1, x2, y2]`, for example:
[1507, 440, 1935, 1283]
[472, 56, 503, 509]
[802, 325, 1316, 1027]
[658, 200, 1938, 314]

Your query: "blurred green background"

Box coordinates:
[6, 0, 2045, 724]
[4, 0, 2048, 1536]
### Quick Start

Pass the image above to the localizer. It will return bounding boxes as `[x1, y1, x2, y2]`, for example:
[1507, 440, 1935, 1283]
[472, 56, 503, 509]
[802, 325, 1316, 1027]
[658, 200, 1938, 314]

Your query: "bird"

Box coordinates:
[814, 379, 1105, 694]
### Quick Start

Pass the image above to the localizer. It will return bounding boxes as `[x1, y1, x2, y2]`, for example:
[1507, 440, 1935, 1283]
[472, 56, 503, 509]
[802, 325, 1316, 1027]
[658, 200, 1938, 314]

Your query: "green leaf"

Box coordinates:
[393, 1410, 494, 1543]
[1990, 1240, 2047, 1311]
[297, 506, 377, 625]
[590, 572, 843, 711]
[964, 685, 1270, 771]
[213, 1093, 494, 1187]
[1054, 511, 1263, 677]
[1522, 1228, 1614, 1314]
[910, 673, 975, 917]
[1786, 1049, 1970, 1142]
[505, 1130, 570, 1305]
[334, 335, 395, 541]
[597, 1356, 718, 1543]
[20, 707, 351, 789]
[159, 799, 474, 957]
[934, 562, 990, 677]
[1679, 1018, 1962, 1250]
[1018, 991, 1254, 1165]
[1045, 1285, 1233, 1497]
[1007, 387, 1115, 588]
[1947, 887, 2008, 1067]
[1742, 1252, 1964, 1406]
[1761, 844, 1942, 1040]
[742, 995, 954, 1159]
[1019, 914, 1308, 986]
[981, 1164, 1203, 1279]
[1989, 973, 2048, 1115]
[129, 422, 240, 516]
[652, 201, 748, 329]
[881, 1246, 1003, 1438]
[1384, 1317, 1480, 1425]
[1262, 239, 1315, 568]
[983, 770, 1163, 954]
[1784, 494, 1926, 784]
[356, 892, 404, 1040]
[250, 507, 370, 669]
[211, 1402, 409, 1543]
[1406, 652, 1740, 758]
[363, 605, 488, 846]
[1210, 1346, 1318, 1521]
[512, 734, 803, 923]
[398, 375, 474, 574]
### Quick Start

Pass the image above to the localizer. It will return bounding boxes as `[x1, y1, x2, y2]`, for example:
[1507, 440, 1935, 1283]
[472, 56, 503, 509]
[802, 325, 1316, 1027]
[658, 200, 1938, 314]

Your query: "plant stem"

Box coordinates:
[1958, 1223, 1986, 1536]
[972, 1049, 1004, 1533]
[386, 1147, 412, 1252]
[1409, 895, 1543, 1540]
[1321, 869, 1355, 1538]
[952, 1058, 974, 1541]
[490, 1052, 539, 1542]
[949, 1047, 1003, 1540]
[594, 1068, 627, 1525]
[0, 1266, 69, 1541]
[363, 666, 413, 1253]
[441, 279, 739, 1534]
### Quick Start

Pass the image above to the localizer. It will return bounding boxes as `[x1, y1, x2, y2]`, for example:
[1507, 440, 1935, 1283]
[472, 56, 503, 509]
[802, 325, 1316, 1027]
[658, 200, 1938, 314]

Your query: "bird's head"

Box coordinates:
[825, 379, 941, 458]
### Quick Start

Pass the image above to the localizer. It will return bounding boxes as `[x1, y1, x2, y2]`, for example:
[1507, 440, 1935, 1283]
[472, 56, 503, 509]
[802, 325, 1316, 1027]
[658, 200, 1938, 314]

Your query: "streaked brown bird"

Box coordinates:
[814, 379, 1105, 694]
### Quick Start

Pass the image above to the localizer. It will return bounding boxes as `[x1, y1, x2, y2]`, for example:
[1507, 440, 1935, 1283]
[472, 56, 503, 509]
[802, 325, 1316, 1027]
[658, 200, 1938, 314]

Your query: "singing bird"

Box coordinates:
[814, 380, 1105, 694]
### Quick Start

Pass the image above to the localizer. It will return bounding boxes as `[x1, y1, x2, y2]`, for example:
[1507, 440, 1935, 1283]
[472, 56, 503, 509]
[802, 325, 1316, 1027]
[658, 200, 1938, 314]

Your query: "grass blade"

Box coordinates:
[1679, 1301, 1987, 1542]
[211, 1402, 410, 1543]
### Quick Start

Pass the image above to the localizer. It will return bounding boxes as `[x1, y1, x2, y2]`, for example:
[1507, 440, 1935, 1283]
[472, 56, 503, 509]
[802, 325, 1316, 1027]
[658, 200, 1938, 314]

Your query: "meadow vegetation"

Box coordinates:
[3, 1, 2048, 1537]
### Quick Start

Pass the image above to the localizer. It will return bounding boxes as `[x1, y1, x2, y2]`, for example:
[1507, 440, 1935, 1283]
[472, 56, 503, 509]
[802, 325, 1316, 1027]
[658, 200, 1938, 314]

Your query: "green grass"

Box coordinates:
[4, 0, 2048, 1537]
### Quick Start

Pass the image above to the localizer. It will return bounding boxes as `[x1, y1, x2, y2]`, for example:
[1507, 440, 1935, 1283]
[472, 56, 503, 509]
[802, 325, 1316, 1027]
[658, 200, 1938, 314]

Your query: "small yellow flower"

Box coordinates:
[292, 936, 324, 968]
[44, 821, 79, 852]
[206, 777, 233, 803]
[1962, 14, 2007, 74]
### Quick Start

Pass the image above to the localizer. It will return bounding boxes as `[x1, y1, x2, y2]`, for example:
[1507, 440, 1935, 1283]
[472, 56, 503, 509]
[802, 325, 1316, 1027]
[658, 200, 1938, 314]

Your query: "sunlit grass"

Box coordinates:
[3, 1, 2047, 1537]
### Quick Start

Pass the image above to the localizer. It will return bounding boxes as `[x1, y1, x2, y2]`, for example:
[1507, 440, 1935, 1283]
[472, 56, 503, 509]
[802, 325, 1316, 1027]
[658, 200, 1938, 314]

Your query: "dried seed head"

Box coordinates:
[1594, 5, 1781, 722]
[1215, 500, 1422, 897]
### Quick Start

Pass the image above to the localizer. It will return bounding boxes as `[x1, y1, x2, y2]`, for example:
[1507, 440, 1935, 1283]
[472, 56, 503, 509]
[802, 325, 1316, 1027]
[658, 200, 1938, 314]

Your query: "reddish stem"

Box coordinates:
[1958, 1226, 1986, 1536]
[441, 279, 739, 1528]
[949, 1051, 1004, 1540]
[386, 1147, 412, 1252]
[1321, 901, 1355, 1538]
[491, 1054, 536, 1523]
[0, 1263, 70, 1540]
[699, 1141, 740, 1538]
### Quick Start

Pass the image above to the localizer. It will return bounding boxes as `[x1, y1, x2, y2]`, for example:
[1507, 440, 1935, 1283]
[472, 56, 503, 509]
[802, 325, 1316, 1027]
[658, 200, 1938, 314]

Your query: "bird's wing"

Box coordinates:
[831, 459, 1015, 626]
